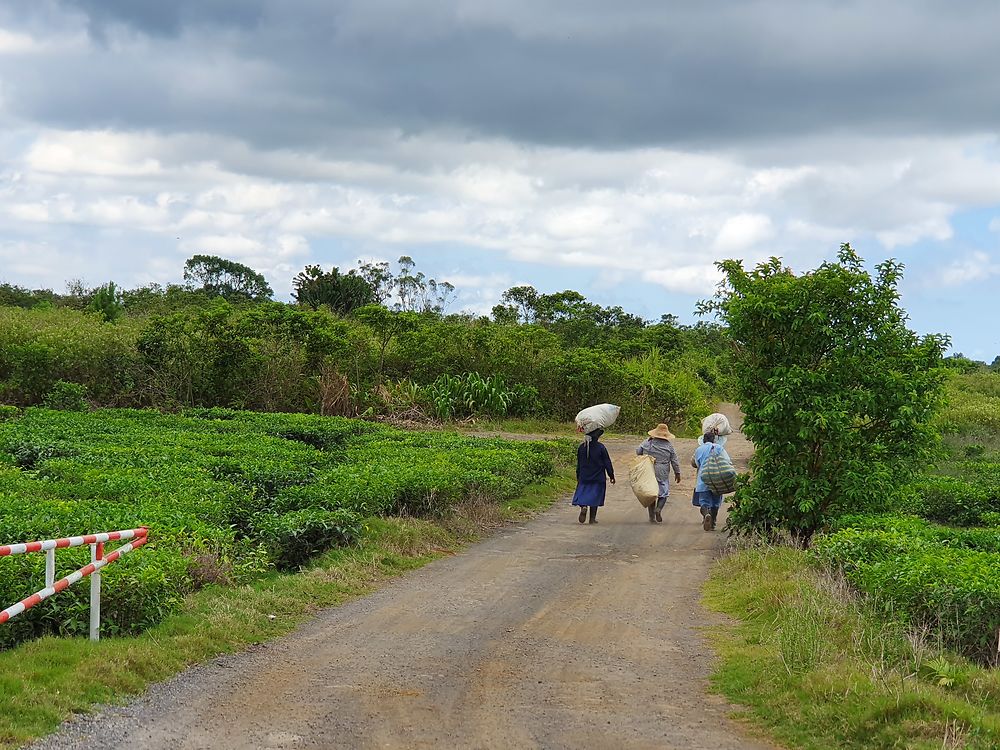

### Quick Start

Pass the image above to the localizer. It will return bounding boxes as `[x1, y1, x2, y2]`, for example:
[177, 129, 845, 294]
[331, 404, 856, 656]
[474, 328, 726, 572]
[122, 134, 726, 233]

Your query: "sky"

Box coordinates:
[1, 1, 999, 361]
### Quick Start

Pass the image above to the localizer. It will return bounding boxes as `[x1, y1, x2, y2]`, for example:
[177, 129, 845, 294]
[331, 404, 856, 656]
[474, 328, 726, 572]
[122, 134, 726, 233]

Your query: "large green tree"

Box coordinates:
[183, 255, 273, 302]
[702, 244, 948, 546]
[292, 265, 376, 313]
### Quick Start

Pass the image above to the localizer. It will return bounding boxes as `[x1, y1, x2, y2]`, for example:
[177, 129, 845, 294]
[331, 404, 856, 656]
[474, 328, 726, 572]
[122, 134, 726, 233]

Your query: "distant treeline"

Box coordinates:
[0, 255, 729, 431]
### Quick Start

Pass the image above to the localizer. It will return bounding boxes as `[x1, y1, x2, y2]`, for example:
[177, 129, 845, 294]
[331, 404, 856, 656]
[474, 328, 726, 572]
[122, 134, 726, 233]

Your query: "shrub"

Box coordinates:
[814, 518, 1000, 662]
[896, 475, 996, 527]
[706, 245, 948, 545]
[0, 407, 564, 646]
[255, 508, 363, 570]
[42, 380, 89, 411]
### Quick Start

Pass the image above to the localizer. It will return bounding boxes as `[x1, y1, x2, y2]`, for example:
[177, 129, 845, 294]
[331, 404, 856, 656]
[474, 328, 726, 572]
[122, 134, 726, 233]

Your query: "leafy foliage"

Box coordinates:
[87, 282, 123, 323]
[292, 265, 376, 313]
[813, 522, 1000, 662]
[705, 245, 948, 544]
[811, 373, 1000, 664]
[424, 373, 540, 419]
[0, 407, 562, 647]
[2, 254, 730, 430]
[42, 380, 88, 411]
[183, 254, 273, 302]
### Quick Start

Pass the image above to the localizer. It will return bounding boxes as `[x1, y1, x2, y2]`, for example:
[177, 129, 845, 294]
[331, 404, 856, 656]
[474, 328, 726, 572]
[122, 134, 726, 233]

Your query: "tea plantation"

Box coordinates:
[812, 373, 1000, 663]
[0, 406, 560, 648]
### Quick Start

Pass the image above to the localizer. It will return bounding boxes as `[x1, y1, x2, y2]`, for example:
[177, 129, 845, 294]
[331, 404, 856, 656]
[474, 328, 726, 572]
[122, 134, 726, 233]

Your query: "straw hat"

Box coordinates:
[647, 423, 675, 440]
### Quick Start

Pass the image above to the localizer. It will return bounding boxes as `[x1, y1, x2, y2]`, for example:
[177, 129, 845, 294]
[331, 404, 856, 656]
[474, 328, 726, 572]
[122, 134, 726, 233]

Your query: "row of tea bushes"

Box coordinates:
[0, 407, 564, 647]
[813, 515, 1000, 662]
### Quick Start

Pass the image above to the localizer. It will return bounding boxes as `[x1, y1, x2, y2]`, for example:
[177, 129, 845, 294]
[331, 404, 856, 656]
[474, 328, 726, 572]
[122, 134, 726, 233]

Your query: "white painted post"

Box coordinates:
[45, 548, 55, 589]
[89, 542, 103, 642]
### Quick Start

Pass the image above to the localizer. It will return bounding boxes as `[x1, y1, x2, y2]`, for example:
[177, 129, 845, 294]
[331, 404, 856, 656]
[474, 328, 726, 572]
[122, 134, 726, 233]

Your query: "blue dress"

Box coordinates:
[572, 439, 614, 507]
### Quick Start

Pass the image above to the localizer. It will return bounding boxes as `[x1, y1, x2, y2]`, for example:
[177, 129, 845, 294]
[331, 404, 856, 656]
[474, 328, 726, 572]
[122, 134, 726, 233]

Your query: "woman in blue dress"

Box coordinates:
[572, 428, 615, 524]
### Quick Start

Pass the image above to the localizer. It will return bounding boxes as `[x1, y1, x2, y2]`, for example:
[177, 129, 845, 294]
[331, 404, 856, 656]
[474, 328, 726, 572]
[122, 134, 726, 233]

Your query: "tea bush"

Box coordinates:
[896, 474, 997, 526]
[0, 407, 563, 647]
[813, 524, 1000, 662]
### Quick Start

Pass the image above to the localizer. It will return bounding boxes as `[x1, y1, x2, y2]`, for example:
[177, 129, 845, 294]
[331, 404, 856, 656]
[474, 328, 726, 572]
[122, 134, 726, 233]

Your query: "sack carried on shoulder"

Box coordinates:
[628, 454, 659, 508]
[701, 446, 737, 494]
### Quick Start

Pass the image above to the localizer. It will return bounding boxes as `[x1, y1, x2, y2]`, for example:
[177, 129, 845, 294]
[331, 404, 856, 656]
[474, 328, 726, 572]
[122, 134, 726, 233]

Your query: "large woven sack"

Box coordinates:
[701, 413, 733, 437]
[629, 454, 659, 508]
[700, 445, 737, 494]
[575, 404, 620, 434]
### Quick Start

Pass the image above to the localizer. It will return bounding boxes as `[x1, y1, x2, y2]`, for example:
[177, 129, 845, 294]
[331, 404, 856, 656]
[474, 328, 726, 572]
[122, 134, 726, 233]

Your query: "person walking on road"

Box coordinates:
[572, 428, 615, 524]
[691, 432, 730, 531]
[636, 423, 681, 523]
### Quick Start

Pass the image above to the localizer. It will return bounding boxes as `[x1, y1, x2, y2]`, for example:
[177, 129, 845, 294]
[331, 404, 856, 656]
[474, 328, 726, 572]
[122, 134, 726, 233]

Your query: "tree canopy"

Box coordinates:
[702, 244, 948, 545]
[183, 255, 273, 302]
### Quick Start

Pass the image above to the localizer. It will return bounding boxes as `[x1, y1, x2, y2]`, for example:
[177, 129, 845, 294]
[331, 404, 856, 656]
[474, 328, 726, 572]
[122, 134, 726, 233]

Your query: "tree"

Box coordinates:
[87, 281, 123, 323]
[991, 355, 1000, 371]
[701, 244, 948, 546]
[353, 305, 419, 382]
[183, 255, 273, 302]
[496, 285, 539, 324]
[357, 261, 395, 304]
[292, 265, 376, 314]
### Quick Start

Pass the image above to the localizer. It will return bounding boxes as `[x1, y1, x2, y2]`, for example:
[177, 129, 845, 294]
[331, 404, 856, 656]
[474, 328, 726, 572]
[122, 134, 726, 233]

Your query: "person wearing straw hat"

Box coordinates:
[636, 423, 681, 523]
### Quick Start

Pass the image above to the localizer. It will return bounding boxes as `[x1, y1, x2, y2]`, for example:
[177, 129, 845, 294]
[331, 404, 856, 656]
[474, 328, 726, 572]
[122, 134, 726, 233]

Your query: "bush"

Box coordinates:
[255, 508, 362, 570]
[0, 407, 564, 646]
[707, 246, 948, 545]
[42, 380, 89, 411]
[814, 518, 1000, 662]
[896, 475, 997, 527]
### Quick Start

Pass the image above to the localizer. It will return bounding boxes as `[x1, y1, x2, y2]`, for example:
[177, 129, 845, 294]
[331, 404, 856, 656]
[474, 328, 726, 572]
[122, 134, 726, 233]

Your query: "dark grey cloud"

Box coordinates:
[5, 0, 1000, 151]
[63, 0, 267, 36]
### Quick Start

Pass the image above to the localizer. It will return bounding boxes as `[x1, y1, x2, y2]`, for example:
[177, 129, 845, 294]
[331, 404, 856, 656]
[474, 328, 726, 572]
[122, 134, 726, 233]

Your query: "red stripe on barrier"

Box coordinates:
[1, 532, 149, 626]
[0, 527, 147, 557]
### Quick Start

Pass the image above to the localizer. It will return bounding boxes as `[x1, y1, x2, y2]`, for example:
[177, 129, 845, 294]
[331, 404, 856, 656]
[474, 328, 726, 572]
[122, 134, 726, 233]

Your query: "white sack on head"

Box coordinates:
[701, 413, 732, 436]
[575, 404, 620, 433]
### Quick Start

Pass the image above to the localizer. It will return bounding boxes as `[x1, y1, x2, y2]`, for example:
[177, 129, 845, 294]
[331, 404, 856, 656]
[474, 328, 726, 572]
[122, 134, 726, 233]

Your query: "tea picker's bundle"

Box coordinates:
[575, 404, 620, 433]
[701, 413, 732, 437]
[628, 454, 659, 508]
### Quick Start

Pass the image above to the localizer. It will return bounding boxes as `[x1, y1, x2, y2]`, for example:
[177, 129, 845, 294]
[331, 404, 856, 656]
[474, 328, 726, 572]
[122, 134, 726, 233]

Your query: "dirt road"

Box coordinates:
[35, 409, 772, 750]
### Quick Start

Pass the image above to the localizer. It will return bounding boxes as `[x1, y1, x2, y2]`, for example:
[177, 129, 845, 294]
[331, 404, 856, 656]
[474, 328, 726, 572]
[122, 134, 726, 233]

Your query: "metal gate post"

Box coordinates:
[45, 548, 55, 588]
[89, 542, 104, 642]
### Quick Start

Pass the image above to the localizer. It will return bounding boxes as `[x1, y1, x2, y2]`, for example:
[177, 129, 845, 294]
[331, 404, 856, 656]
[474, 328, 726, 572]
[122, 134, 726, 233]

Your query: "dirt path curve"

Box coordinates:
[34, 405, 774, 750]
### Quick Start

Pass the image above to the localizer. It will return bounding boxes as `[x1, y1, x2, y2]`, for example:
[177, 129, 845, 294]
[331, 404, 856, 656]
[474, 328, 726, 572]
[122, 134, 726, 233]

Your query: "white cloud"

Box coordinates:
[938, 251, 1000, 287]
[3, 126, 1000, 315]
[0, 28, 43, 55]
[714, 213, 774, 252]
[26, 130, 163, 177]
[989, 217, 1000, 233]
[643, 265, 723, 295]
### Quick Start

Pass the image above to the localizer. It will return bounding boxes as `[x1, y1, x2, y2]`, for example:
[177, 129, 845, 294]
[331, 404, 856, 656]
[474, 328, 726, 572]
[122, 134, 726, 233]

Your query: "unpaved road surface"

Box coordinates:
[35, 407, 774, 750]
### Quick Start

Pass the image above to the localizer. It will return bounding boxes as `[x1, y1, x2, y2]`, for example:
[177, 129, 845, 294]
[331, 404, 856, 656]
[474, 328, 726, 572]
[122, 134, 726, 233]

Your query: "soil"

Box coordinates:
[33, 404, 776, 750]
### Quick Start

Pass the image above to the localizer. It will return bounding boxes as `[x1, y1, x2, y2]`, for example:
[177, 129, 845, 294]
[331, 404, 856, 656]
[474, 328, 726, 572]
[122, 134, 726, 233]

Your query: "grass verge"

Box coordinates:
[0, 467, 573, 749]
[704, 546, 1000, 750]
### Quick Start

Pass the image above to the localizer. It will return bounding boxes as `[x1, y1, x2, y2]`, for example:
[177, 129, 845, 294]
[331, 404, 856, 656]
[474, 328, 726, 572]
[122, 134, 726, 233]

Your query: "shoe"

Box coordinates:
[655, 511, 663, 523]
[579, 508, 587, 524]
[589, 519, 598, 524]
[703, 513, 713, 532]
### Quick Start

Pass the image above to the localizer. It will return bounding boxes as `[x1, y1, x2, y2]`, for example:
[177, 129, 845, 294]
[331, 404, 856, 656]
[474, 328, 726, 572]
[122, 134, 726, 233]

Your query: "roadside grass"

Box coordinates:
[0, 466, 573, 749]
[705, 546, 1000, 750]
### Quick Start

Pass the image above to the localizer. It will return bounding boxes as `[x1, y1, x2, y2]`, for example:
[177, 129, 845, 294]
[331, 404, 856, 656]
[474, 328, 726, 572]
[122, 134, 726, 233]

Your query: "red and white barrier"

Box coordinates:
[0, 527, 148, 641]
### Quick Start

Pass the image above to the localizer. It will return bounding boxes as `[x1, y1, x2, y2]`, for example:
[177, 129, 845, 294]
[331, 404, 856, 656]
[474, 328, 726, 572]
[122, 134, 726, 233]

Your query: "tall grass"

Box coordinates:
[706, 546, 1000, 749]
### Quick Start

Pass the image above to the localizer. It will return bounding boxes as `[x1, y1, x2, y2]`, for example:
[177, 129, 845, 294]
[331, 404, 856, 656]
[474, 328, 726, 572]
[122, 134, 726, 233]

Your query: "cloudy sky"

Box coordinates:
[2, 1, 999, 360]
